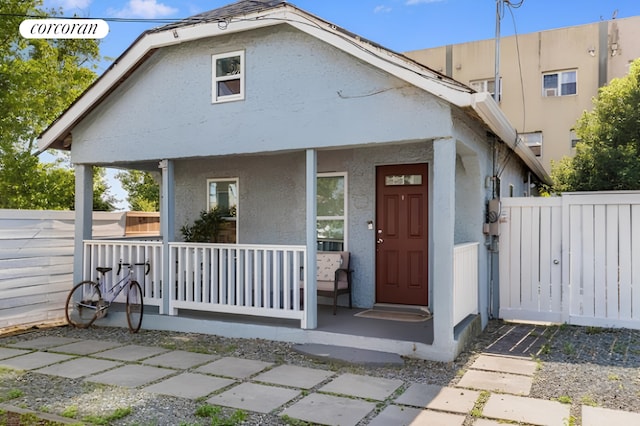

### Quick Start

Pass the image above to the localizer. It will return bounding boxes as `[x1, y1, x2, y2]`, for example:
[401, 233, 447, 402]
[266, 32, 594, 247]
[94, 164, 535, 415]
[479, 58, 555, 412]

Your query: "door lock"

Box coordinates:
[377, 238, 384, 244]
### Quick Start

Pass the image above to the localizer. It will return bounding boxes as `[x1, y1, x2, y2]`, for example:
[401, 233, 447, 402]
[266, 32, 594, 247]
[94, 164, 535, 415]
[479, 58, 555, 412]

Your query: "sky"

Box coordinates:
[40, 0, 640, 209]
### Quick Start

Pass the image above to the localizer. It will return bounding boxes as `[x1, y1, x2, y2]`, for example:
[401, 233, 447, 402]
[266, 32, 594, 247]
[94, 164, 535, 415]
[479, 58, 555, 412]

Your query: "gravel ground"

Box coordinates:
[0, 321, 638, 425]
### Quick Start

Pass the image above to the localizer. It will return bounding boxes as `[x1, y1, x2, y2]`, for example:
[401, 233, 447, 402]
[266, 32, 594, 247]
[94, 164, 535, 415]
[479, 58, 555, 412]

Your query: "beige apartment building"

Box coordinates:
[405, 16, 640, 174]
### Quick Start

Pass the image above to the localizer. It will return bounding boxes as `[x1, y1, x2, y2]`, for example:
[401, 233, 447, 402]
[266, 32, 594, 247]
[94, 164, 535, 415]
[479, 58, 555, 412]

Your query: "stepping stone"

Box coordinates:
[582, 405, 640, 426]
[473, 419, 509, 426]
[0, 347, 31, 360]
[395, 383, 479, 414]
[281, 393, 376, 426]
[368, 405, 465, 426]
[86, 364, 175, 388]
[0, 352, 74, 370]
[456, 369, 532, 395]
[142, 350, 217, 370]
[471, 354, 537, 376]
[195, 357, 272, 378]
[254, 364, 333, 389]
[93, 344, 169, 361]
[8, 337, 79, 350]
[49, 339, 123, 355]
[36, 357, 121, 379]
[482, 394, 570, 426]
[320, 373, 403, 401]
[208, 382, 299, 414]
[144, 372, 235, 399]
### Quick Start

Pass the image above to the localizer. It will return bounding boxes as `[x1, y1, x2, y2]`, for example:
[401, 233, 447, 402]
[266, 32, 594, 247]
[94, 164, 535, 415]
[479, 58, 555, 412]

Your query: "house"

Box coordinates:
[37, 0, 548, 362]
[405, 15, 640, 173]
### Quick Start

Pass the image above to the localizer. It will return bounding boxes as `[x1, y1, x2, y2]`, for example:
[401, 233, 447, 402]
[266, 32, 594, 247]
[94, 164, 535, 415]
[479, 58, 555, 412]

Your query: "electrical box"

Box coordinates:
[486, 198, 501, 236]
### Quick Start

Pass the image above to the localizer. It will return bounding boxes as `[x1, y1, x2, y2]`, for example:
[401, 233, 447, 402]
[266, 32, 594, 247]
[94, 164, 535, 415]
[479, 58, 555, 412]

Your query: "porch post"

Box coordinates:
[73, 164, 93, 285]
[304, 149, 317, 329]
[432, 138, 456, 354]
[159, 159, 175, 315]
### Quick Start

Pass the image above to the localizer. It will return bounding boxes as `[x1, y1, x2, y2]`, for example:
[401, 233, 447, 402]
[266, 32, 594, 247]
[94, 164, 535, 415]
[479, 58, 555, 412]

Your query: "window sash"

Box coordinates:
[543, 70, 576, 96]
[212, 51, 244, 103]
[317, 173, 347, 251]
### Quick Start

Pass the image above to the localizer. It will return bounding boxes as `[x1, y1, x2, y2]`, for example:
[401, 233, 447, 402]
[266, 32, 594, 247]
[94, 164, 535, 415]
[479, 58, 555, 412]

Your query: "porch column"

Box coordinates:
[304, 149, 317, 329]
[432, 138, 456, 353]
[159, 159, 175, 315]
[73, 164, 93, 285]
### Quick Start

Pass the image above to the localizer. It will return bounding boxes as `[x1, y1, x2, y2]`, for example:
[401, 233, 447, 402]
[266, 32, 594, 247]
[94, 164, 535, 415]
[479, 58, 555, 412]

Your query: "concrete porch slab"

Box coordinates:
[195, 357, 272, 379]
[582, 405, 640, 426]
[92, 344, 169, 361]
[8, 336, 79, 350]
[0, 347, 31, 360]
[292, 343, 404, 366]
[86, 364, 175, 388]
[253, 364, 334, 389]
[35, 357, 121, 379]
[471, 354, 537, 376]
[281, 393, 376, 426]
[482, 394, 570, 426]
[319, 373, 403, 401]
[456, 369, 532, 395]
[144, 372, 235, 399]
[395, 383, 480, 414]
[142, 350, 217, 370]
[0, 352, 74, 370]
[368, 405, 465, 426]
[48, 339, 124, 355]
[208, 382, 299, 414]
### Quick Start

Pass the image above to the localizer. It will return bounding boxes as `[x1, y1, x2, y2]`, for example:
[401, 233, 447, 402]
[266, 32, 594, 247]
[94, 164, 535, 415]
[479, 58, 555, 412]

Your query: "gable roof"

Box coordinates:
[36, 0, 549, 182]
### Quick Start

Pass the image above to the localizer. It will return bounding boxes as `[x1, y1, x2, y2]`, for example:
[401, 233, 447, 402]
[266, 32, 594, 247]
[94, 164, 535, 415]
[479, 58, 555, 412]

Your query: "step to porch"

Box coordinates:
[292, 343, 404, 366]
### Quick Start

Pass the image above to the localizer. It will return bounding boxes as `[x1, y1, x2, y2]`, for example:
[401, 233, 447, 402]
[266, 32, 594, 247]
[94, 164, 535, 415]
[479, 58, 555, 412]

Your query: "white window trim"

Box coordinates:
[212, 50, 245, 103]
[542, 69, 577, 97]
[206, 178, 239, 241]
[317, 172, 348, 251]
[470, 77, 502, 101]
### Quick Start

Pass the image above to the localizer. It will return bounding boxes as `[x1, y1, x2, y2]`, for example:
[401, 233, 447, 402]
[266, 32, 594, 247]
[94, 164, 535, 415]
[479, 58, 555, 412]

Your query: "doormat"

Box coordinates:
[354, 309, 432, 322]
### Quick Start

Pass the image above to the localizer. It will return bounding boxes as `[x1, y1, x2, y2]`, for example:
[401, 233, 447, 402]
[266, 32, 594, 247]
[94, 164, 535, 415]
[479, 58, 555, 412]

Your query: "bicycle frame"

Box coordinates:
[97, 262, 148, 307]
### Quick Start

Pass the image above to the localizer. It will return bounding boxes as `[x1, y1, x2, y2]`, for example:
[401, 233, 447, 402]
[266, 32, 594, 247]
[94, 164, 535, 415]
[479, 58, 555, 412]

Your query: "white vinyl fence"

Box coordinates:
[0, 210, 129, 330]
[499, 192, 640, 329]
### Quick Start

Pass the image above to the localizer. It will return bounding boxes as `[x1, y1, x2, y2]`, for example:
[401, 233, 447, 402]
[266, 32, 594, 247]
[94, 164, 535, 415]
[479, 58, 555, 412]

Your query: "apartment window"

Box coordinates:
[317, 173, 347, 252]
[470, 78, 501, 101]
[543, 70, 577, 96]
[212, 50, 244, 103]
[207, 179, 238, 242]
[570, 129, 581, 148]
[521, 131, 543, 157]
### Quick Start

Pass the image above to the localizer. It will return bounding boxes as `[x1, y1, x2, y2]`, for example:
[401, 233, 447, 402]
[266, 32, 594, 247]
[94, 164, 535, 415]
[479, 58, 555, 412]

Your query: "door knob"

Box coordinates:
[377, 238, 384, 244]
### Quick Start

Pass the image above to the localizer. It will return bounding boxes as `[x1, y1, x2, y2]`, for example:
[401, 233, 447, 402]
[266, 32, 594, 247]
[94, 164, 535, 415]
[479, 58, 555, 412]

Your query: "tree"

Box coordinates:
[116, 170, 160, 211]
[552, 59, 640, 192]
[0, 0, 115, 210]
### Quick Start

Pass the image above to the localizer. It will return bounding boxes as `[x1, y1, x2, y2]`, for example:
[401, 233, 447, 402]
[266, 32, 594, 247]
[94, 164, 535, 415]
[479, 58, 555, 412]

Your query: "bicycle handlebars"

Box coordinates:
[117, 261, 150, 276]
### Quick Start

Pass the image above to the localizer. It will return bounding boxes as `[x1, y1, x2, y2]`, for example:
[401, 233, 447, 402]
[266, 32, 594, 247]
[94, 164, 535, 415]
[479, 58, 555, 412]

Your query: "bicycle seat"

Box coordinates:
[96, 267, 112, 274]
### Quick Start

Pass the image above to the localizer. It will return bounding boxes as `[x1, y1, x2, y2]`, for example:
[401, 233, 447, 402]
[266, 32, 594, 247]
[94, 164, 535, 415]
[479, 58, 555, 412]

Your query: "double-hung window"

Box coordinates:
[212, 50, 244, 103]
[543, 70, 577, 97]
[317, 173, 347, 252]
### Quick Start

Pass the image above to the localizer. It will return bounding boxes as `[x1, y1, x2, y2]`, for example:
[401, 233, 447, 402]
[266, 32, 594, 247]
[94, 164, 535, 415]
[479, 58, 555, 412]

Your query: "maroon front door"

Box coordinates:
[375, 164, 429, 306]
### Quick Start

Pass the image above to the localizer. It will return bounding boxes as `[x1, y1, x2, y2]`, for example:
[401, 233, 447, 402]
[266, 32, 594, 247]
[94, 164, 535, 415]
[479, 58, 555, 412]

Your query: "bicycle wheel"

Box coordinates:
[65, 281, 102, 328]
[126, 281, 144, 333]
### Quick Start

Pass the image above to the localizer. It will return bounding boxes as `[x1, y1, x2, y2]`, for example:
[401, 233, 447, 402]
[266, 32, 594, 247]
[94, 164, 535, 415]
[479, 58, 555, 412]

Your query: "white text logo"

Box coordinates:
[20, 19, 109, 39]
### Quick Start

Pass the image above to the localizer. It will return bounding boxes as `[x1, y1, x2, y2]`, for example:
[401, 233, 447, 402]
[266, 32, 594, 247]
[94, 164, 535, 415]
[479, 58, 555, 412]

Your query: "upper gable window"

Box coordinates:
[543, 70, 577, 97]
[212, 50, 244, 103]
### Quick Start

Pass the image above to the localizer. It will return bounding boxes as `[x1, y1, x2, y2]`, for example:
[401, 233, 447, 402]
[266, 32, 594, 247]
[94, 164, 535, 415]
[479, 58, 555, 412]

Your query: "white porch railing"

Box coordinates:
[169, 243, 306, 322]
[82, 240, 163, 309]
[453, 242, 479, 325]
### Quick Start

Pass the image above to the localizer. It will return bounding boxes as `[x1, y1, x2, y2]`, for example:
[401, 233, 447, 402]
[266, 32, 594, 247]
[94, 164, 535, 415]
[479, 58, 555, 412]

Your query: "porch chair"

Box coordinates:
[316, 251, 353, 315]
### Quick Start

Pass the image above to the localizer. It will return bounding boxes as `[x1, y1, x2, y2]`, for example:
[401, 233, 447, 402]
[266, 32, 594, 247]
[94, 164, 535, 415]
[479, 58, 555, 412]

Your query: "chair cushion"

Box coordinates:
[316, 253, 342, 281]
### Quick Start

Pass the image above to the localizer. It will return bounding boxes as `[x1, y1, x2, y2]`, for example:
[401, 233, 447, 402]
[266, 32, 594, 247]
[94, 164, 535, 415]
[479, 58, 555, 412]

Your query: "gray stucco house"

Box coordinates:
[38, 0, 548, 361]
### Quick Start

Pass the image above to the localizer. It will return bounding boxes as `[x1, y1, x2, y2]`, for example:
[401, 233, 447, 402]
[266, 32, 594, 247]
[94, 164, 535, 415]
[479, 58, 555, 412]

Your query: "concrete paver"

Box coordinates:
[208, 382, 299, 414]
[0, 347, 31, 360]
[195, 356, 272, 378]
[0, 352, 74, 370]
[92, 344, 169, 361]
[369, 405, 465, 426]
[86, 364, 176, 388]
[35, 357, 121, 379]
[319, 373, 403, 401]
[472, 419, 507, 426]
[456, 369, 532, 395]
[144, 372, 235, 399]
[395, 383, 480, 414]
[582, 405, 640, 426]
[8, 336, 79, 350]
[281, 393, 376, 426]
[142, 350, 217, 370]
[482, 394, 570, 426]
[48, 339, 124, 355]
[254, 364, 333, 389]
[470, 354, 537, 376]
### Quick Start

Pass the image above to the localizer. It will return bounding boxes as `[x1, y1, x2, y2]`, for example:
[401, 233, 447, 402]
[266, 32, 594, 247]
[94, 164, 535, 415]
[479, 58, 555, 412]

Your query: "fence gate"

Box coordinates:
[499, 192, 640, 329]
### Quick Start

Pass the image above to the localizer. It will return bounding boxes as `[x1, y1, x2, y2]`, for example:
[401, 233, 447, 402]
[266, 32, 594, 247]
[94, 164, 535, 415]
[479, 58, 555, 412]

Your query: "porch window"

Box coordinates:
[542, 70, 577, 97]
[317, 173, 347, 251]
[212, 50, 244, 103]
[207, 178, 238, 243]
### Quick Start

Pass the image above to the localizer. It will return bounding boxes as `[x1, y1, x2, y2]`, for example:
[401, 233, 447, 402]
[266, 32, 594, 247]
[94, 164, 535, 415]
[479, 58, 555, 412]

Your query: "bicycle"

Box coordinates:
[65, 261, 149, 333]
